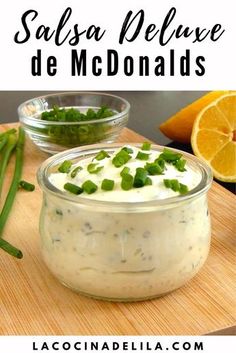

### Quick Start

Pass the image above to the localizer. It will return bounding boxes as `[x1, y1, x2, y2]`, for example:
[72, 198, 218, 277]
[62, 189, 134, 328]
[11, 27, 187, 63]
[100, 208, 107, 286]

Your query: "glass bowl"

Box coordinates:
[37, 143, 213, 301]
[18, 92, 130, 154]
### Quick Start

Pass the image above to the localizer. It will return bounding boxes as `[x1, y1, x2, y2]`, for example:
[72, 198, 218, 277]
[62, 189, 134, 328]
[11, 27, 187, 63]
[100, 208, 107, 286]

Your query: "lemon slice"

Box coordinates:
[191, 93, 236, 182]
[159, 91, 229, 143]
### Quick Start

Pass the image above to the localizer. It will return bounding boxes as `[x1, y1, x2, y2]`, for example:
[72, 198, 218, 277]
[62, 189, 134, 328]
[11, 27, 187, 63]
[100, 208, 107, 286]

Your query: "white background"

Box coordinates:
[0, 0, 235, 90]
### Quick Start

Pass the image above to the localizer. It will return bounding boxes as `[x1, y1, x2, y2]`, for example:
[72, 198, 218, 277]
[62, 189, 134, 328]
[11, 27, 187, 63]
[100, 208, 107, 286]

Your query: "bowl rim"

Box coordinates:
[37, 143, 213, 213]
[18, 91, 130, 126]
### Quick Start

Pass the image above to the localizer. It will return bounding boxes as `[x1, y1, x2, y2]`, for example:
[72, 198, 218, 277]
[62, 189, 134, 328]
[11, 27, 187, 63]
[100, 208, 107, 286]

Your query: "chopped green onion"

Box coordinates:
[70, 166, 83, 178]
[82, 180, 98, 194]
[145, 162, 164, 175]
[0, 238, 23, 259]
[87, 163, 104, 174]
[86, 108, 96, 120]
[41, 105, 114, 122]
[164, 179, 180, 192]
[121, 146, 133, 154]
[58, 160, 72, 173]
[171, 179, 180, 192]
[164, 179, 176, 190]
[173, 158, 187, 172]
[96, 105, 114, 119]
[154, 157, 166, 170]
[133, 168, 148, 188]
[39, 105, 115, 148]
[64, 182, 83, 195]
[159, 148, 182, 162]
[121, 173, 134, 191]
[19, 180, 35, 192]
[158, 148, 187, 172]
[179, 183, 189, 194]
[120, 166, 130, 177]
[101, 179, 115, 191]
[145, 177, 152, 186]
[136, 151, 150, 161]
[112, 149, 131, 168]
[141, 142, 151, 151]
[94, 150, 110, 161]
[163, 179, 188, 194]
[163, 179, 172, 188]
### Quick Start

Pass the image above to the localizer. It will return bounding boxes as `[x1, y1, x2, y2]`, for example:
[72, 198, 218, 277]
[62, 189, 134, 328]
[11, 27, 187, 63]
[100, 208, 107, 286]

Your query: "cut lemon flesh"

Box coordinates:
[191, 93, 236, 182]
[217, 95, 236, 129]
[159, 91, 229, 143]
[211, 142, 236, 179]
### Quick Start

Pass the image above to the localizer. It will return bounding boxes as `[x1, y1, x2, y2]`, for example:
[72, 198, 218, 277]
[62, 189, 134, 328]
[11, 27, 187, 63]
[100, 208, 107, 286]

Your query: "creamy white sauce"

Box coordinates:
[39, 145, 211, 301]
[49, 146, 201, 202]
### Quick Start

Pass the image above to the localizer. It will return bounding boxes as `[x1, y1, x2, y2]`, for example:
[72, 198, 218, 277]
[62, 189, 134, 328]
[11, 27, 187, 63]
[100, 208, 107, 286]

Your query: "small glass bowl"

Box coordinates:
[37, 143, 213, 301]
[18, 92, 130, 154]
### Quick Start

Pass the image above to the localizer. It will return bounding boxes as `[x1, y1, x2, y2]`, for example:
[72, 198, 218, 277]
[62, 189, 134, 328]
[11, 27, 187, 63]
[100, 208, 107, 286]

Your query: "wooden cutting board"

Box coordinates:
[0, 123, 235, 335]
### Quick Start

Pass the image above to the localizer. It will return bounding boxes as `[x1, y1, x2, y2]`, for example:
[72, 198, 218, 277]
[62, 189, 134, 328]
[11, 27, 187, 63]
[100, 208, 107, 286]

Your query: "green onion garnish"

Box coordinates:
[173, 158, 187, 172]
[121, 147, 133, 154]
[120, 166, 130, 177]
[163, 179, 171, 188]
[112, 149, 132, 168]
[158, 148, 187, 172]
[133, 168, 148, 188]
[145, 162, 164, 175]
[171, 179, 180, 192]
[87, 163, 104, 174]
[121, 173, 134, 190]
[179, 183, 189, 194]
[136, 151, 150, 161]
[163, 179, 188, 194]
[70, 166, 83, 178]
[64, 182, 83, 195]
[164, 179, 178, 190]
[159, 148, 182, 162]
[141, 142, 151, 151]
[58, 160, 72, 173]
[101, 179, 115, 191]
[154, 157, 166, 170]
[19, 180, 35, 192]
[94, 150, 110, 161]
[145, 177, 152, 186]
[82, 180, 98, 194]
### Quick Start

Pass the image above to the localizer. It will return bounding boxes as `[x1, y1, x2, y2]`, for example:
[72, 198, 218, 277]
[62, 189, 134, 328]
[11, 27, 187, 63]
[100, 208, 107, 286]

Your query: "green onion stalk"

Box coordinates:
[0, 135, 8, 152]
[0, 128, 17, 152]
[0, 129, 17, 154]
[0, 132, 17, 197]
[0, 127, 25, 259]
[0, 128, 17, 140]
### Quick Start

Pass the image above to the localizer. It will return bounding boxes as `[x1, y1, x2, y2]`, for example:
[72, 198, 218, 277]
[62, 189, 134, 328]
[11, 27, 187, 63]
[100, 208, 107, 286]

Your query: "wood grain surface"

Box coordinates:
[0, 123, 235, 335]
